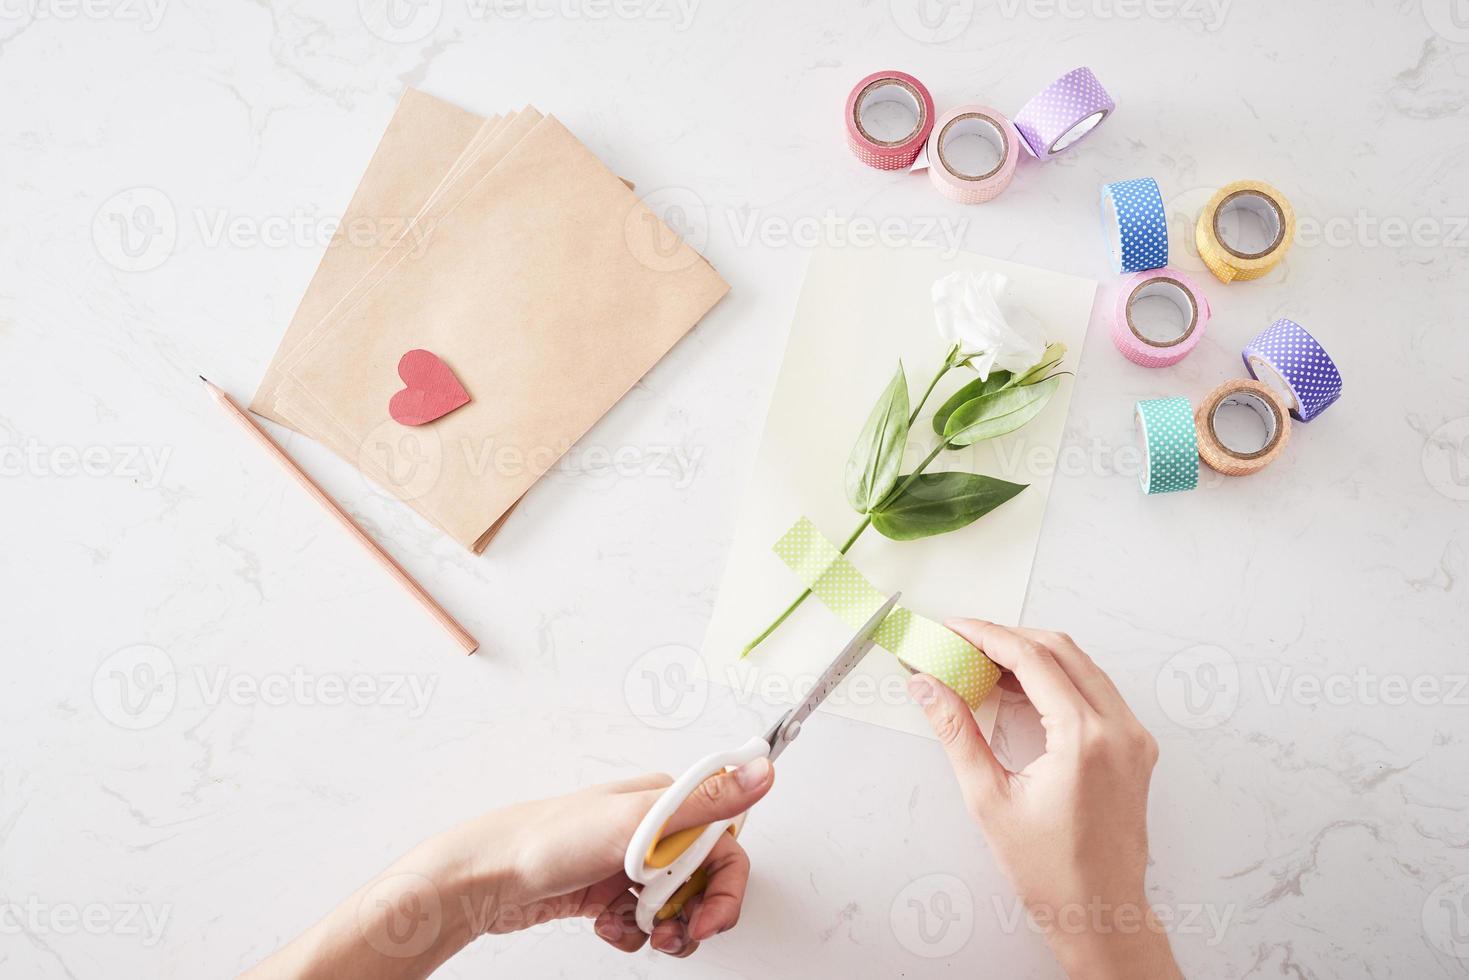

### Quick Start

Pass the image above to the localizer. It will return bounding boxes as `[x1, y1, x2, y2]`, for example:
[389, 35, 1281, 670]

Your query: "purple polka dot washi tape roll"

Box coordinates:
[1241, 318, 1343, 422]
[1013, 67, 1115, 160]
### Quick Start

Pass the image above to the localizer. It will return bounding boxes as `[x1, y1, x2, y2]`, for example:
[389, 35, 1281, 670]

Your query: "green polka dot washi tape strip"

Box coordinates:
[1135, 396, 1199, 494]
[772, 517, 1000, 708]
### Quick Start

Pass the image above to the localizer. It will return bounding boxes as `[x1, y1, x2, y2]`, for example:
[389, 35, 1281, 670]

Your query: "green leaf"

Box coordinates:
[871, 472, 1028, 541]
[844, 363, 910, 513]
[930, 371, 1011, 436]
[1012, 342, 1067, 387]
[943, 376, 1061, 447]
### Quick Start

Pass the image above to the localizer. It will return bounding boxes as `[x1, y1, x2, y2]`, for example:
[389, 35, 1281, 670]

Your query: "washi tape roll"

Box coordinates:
[1194, 379, 1291, 476]
[1241, 317, 1343, 422]
[1101, 177, 1168, 273]
[1111, 269, 1210, 368]
[925, 105, 1021, 204]
[1195, 180, 1295, 283]
[845, 70, 936, 171]
[1013, 67, 1115, 160]
[1135, 396, 1199, 494]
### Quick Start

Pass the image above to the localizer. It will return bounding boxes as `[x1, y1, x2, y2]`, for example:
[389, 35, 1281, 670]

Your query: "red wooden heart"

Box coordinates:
[389, 349, 471, 426]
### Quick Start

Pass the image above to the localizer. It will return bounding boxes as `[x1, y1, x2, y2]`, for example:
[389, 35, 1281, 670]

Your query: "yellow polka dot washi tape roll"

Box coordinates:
[1195, 180, 1295, 283]
[772, 517, 999, 708]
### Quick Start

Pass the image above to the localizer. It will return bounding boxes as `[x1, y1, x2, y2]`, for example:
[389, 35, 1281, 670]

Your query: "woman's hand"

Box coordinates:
[244, 759, 774, 979]
[909, 620, 1182, 980]
[463, 760, 774, 955]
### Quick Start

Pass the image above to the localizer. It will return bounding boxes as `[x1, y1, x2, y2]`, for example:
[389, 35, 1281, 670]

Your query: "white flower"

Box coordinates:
[932, 270, 1048, 381]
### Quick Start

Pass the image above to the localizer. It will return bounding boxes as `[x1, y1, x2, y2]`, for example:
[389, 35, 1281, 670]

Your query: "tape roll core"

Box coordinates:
[1244, 353, 1298, 413]
[1051, 109, 1108, 153]
[936, 112, 1008, 181]
[1209, 389, 1281, 459]
[854, 78, 926, 147]
[1213, 189, 1286, 260]
[1127, 278, 1197, 348]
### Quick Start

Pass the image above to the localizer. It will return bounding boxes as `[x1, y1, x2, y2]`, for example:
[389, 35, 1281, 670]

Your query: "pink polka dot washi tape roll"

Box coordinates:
[845, 70, 935, 171]
[1111, 268, 1211, 368]
[1013, 67, 1115, 160]
[925, 105, 1021, 204]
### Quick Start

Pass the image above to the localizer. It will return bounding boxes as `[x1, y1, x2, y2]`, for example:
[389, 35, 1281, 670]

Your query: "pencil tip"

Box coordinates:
[199, 375, 209, 384]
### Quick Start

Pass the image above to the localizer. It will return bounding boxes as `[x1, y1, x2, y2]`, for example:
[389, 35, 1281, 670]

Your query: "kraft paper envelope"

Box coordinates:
[271, 108, 544, 453]
[268, 109, 546, 553]
[251, 88, 486, 424]
[699, 244, 1097, 740]
[280, 115, 729, 552]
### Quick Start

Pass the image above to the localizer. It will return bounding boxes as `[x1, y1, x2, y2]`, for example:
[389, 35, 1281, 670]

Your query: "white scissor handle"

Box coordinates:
[624, 734, 772, 934]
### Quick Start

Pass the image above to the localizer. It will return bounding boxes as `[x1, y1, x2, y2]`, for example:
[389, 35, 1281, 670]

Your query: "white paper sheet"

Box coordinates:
[701, 242, 1099, 740]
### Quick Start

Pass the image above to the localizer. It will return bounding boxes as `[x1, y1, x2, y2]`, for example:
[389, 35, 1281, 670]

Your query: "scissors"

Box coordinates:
[624, 591, 901, 934]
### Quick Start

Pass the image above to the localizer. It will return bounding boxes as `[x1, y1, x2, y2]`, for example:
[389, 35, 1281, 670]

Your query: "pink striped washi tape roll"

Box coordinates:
[845, 70, 935, 170]
[925, 105, 1021, 204]
[1111, 268, 1211, 367]
[1013, 67, 1115, 160]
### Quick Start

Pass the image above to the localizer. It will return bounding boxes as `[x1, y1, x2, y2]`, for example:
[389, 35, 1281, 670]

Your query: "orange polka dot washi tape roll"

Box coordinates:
[1196, 180, 1296, 283]
[925, 105, 1022, 205]
[845, 70, 935, 171]
[1194, 379, 1291, 477]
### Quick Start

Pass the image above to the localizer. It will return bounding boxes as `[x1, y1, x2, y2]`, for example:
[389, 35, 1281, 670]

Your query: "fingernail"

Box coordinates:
[734, 756, 771, 790]
[908, 674, 937, 706]
[595, 917, 623, 943]
[653, 932, 686, 954]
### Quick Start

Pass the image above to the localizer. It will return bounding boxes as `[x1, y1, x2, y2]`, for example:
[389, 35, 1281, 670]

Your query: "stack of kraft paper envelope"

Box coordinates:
[252, 89, 729, 553]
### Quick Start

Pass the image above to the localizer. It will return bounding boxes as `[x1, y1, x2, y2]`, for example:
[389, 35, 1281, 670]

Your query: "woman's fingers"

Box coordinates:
[654, 757, 775, 836]
[686, 833, 751, 941]
[590, 888, 647, 954]
[650, 915, 698, 957]
[945, 619, 1093, 727]
[1006, 627, 1130, 718]
[908, 673, 1009, 812]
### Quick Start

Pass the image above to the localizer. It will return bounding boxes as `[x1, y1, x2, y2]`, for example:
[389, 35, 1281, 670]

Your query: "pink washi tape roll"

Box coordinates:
[1111, 268, 1211, 368]
[845, 70, 935, 170]
[1013, 67, 1115, 160]
[925, 105, 1021, 204]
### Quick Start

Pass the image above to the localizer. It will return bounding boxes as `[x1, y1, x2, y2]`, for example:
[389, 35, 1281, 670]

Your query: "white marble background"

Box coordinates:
[2, 0, 1467, 977]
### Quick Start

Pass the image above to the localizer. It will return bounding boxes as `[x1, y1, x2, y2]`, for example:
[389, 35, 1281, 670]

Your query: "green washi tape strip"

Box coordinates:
[772, 517, 999, 708]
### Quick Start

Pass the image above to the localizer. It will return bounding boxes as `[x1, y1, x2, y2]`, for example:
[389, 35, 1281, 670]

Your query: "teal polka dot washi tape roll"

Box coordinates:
[1135, 396, 1199, 494]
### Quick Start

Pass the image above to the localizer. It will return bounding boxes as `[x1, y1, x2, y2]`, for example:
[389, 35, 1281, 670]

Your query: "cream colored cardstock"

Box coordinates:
[699, 243, 1098, 740]
[280, 116, 729, 552]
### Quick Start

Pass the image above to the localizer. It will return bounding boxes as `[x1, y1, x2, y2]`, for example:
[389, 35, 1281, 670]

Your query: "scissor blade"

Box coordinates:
[766, 592, 900, 762]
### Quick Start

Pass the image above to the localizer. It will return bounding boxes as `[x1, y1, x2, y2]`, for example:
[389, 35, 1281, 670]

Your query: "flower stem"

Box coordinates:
[740, 353, 962, 658]
[739, 516, 872, 658]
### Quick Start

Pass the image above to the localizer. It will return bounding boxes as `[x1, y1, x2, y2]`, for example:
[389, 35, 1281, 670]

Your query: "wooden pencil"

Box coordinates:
[201, 376, 479, 655]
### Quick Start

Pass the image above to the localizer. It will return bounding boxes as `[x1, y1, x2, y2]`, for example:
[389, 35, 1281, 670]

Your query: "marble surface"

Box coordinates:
[3, 2, 1467, 977]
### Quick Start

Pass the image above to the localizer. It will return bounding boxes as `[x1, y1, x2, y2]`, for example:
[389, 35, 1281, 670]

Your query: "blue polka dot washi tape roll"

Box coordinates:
[1135, 396, 1199, 494]
[1241, 318, 1343, 422]
[1101, 178, 1169, 273]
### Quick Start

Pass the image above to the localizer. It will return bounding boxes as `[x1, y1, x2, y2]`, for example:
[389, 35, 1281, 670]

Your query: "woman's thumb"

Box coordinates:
[660, 757, 775, 834]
